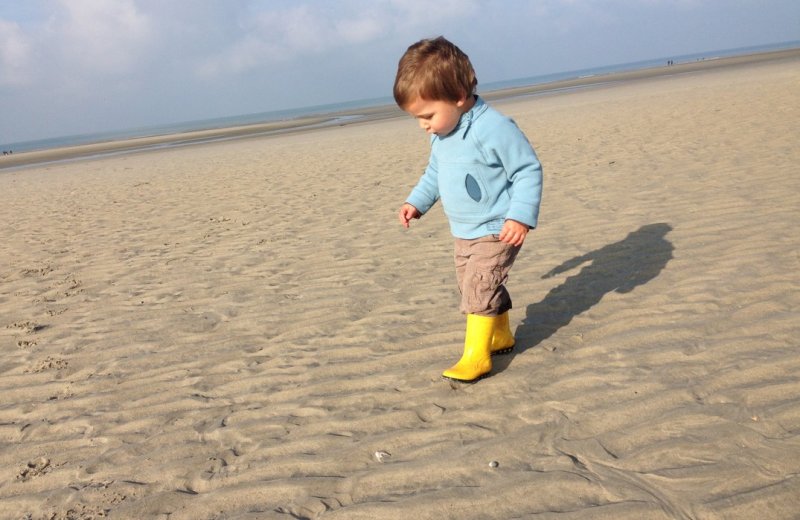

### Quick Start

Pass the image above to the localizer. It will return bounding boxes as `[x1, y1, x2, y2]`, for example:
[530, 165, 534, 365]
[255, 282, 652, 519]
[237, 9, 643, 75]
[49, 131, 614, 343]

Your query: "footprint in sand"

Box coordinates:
[6, 321, 45, 334]
[5, 321, 45, 349]
[26, 356, 69, 373]
[16, 457, 51, 482]
[184, 453, 234, 494]
[176, 311, 223, 333]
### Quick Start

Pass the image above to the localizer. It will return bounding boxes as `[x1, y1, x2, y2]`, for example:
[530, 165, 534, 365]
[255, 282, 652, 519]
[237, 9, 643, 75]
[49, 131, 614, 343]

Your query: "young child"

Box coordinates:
[394, 36, 543, 383]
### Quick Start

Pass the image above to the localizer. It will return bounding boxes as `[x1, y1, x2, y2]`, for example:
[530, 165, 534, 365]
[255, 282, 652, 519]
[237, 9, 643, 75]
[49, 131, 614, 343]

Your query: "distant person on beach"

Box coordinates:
[394, 36, 543, 382]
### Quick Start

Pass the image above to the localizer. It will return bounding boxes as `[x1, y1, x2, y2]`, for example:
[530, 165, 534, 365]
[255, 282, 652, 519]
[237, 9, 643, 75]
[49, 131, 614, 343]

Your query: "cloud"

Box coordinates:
[335, 12, 385, 45]
[386, 0, 478, 27]
[196, 0, 479, 77]
[198, 4, 385, 77]
[0, 19, 32, 86]
[4, 0, 483, 85]
[1, 0, 156, 90]
[1, 0, 797, 143]
[51, 0, 154, 75]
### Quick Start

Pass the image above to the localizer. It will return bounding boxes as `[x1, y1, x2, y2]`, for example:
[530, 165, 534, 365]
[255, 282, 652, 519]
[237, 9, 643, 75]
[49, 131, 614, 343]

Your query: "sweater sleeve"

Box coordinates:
[405, 143, 440, 214]
[485, 119, 543, 228]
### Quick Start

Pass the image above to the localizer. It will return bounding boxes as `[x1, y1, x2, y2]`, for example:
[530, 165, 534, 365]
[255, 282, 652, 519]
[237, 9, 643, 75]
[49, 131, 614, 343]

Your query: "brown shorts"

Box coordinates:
[454, 235, 521, 316]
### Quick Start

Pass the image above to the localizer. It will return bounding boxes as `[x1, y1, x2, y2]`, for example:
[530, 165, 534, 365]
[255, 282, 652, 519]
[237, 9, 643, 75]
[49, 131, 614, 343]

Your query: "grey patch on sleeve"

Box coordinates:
[465, 174, 482, 202]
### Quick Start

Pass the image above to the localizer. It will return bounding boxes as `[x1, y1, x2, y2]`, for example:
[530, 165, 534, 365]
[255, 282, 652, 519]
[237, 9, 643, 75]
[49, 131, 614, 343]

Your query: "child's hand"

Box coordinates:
[399, 203, 421, 228]
[499, 219, 529, 246]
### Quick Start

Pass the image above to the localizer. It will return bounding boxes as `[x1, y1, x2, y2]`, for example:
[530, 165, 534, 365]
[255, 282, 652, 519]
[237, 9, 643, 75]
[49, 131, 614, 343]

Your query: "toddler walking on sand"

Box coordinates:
[394, 36, 543, 382]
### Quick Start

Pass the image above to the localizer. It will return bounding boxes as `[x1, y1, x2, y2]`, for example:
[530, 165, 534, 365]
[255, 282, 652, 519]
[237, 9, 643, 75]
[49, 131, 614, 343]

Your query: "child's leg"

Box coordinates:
[454, 235, 520, 316]
[455, 235, 519, 354]
[444, 236, 520, 382]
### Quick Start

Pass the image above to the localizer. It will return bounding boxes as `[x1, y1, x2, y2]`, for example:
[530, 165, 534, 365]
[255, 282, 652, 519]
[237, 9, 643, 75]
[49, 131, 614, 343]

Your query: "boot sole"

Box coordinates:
[490, 344, 515, 356]
[442, 372, 489, 384]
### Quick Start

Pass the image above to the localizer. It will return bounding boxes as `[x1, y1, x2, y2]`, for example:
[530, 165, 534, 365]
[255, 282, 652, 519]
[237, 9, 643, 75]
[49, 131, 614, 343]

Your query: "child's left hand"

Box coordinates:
[499, 219, 529, 246]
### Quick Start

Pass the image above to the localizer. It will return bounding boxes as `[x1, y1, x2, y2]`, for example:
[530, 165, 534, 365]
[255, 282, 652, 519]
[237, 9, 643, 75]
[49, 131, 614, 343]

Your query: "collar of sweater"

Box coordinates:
[452, 96, 488, 139]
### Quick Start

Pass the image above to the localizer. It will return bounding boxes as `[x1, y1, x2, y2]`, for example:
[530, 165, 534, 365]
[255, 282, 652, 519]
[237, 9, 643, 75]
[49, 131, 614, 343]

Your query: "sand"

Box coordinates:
[1, 52, 799, 519]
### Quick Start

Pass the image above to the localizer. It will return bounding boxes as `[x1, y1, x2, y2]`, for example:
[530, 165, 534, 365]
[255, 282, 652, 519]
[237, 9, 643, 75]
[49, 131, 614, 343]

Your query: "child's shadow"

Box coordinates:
[499, 223, 674, 365]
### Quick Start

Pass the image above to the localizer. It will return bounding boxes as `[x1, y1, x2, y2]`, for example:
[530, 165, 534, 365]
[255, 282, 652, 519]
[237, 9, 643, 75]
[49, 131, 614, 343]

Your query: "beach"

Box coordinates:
[1, 50, 799, 519]
[3, 46, 798, 172]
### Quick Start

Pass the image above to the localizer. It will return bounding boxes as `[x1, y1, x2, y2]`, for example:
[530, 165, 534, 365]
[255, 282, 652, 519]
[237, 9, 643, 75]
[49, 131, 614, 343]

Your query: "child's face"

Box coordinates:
[404, 96, 468, 136]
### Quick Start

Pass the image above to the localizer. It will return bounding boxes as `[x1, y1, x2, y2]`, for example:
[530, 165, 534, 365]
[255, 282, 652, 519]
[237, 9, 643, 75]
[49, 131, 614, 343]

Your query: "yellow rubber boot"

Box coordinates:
[442, 314, 494, 382]
[491, 311, 515, 355]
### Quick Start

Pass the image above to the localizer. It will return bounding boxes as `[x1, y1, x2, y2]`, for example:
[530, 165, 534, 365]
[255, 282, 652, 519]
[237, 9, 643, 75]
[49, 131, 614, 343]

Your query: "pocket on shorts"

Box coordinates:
[471, 266, 505, 301]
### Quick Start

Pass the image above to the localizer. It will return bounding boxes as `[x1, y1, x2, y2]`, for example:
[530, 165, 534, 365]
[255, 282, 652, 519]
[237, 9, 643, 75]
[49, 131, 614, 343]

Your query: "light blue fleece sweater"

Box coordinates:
[405, 96, 543, 239]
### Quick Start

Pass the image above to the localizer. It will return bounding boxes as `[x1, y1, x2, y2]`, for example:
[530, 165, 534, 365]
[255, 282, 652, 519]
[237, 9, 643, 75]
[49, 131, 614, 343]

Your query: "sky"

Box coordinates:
[1, 0, 798, 145]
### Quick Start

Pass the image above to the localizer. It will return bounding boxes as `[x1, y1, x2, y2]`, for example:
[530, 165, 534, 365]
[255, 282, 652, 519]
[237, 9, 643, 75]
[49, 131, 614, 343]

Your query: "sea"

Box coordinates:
[2, 40, 798, 157]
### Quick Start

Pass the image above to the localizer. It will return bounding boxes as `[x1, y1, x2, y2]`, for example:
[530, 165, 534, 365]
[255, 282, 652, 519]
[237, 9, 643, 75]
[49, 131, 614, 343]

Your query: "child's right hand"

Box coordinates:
[398, 203, 421, 228]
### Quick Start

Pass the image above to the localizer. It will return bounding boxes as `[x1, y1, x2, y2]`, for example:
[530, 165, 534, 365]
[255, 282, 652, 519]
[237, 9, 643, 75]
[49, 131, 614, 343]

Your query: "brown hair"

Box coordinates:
[393, 36, 478, 108]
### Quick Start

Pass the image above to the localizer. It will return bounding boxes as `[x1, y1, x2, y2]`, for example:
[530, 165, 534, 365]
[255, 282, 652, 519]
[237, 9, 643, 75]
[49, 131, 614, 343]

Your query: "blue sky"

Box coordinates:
[1, 0, 798, 144]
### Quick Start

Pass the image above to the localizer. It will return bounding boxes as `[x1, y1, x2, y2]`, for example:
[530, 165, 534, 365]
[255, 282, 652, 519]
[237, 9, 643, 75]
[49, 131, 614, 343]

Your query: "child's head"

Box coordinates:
[393, 36, 477, 110]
